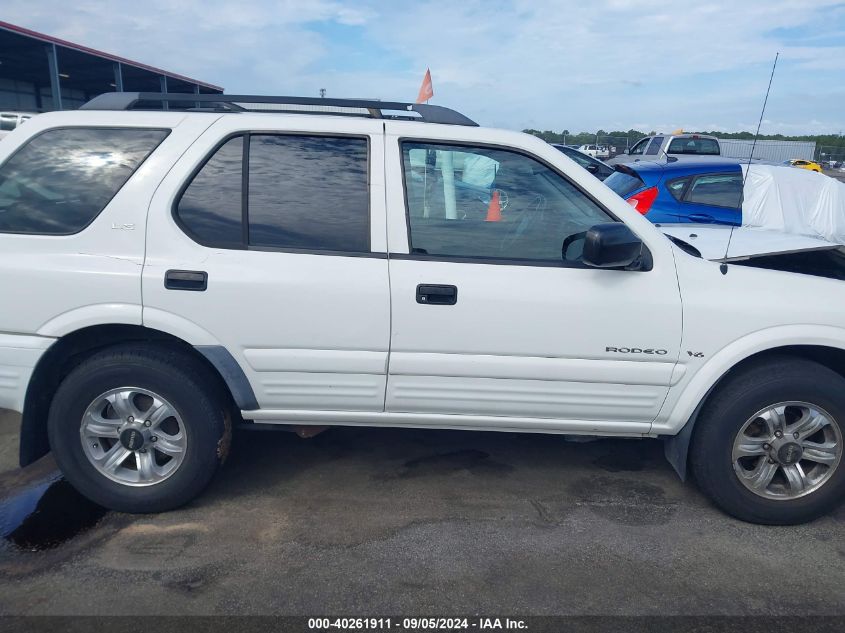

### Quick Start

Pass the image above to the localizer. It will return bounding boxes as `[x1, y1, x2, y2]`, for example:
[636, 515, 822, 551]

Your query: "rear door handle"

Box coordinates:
[416, 284, 458, 305]
[165, 269, 208, 291]
[688, 213, 715, 223]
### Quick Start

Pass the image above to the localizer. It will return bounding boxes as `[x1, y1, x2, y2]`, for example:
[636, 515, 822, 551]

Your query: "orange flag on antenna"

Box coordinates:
[416, 68, 434, 103]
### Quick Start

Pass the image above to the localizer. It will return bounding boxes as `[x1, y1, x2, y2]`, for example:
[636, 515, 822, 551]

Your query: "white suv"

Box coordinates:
[1, 93, 843, 524]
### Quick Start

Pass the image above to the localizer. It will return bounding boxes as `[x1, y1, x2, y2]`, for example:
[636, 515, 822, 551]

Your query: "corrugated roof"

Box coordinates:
[0, 20, 223, 91]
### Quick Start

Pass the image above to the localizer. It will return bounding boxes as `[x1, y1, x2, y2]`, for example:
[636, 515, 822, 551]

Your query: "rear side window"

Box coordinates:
[685, 173, 743, 208]
[668, 137, 719, 155]
[248, 136, 368, 251]
[604, 169, 645, 198]
[0, 127, 168, 234]
[176, 136, 244, 248]
[645, 137, 664, 156]
[176, 134, 369, 253]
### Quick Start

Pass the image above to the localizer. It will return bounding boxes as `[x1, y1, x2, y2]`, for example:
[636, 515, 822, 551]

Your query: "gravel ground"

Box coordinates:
[0, 408, 844, 616]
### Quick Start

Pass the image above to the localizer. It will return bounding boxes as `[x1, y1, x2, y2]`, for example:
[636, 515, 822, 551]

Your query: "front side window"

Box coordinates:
[401, 142, 613, 263]
[176, 134, 369, 252]
[645, 137, 664, 156]
[629, 139, 649, 155]
[0, 127, 168, 234]
[685, 173, 743, 208]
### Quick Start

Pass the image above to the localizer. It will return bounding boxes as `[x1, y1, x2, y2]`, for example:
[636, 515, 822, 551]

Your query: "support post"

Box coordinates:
[45, 44, 62, 110]
[159, 75, 168, 110]
[113, 62, 124, 91]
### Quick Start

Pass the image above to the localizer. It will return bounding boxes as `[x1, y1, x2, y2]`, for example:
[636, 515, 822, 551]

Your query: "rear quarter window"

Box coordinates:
[604, 170, 645, 198]
[668, 137, 719, 155]
[0, 127, 169, 234]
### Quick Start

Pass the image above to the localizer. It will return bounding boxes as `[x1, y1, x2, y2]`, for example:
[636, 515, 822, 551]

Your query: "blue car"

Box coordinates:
[604, 159, 743, 225]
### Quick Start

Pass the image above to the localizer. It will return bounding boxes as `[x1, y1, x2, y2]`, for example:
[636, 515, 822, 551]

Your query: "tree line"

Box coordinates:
[523, 128, 845, 153]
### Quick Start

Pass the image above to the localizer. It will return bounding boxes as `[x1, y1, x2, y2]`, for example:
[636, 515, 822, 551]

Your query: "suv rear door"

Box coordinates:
[143, 114, 390, 414]
[383, 125, 682, 433]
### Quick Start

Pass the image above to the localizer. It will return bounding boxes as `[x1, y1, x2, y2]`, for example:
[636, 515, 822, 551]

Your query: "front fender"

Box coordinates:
[655, 324, 845, 436]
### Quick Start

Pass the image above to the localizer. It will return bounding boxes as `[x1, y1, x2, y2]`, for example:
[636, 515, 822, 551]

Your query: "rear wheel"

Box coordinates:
[690, 357, 845, 524]
[48, 344, 229, 513]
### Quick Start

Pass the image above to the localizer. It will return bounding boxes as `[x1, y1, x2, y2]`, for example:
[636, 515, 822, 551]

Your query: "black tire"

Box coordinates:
[47, 343, 229, 513]
[690, 356, 845, 525]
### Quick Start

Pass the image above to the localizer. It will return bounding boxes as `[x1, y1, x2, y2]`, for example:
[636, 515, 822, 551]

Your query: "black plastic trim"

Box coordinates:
[194, 345, 260, 410]
[164, 269, 208, 291]
[81, 92, 479, 126]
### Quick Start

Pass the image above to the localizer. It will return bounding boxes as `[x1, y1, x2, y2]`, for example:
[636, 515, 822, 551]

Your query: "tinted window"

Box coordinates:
[666, 177, 689, 201]
[629, 139, 649, 155]
[402, 142, 613, 262]
[605, 170, 645, 198]
[686, 173, 743, 208]
[248, 136, 369, 252]
[645, 137, 664, 156]
[176, 134, 370, 252]
[667, 137, 719, 155]
[0, 127, 168, 234]
[176, 135, 244, 248]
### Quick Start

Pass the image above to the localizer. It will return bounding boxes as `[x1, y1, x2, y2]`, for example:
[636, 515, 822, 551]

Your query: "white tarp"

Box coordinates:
[741, 164, 845, 244]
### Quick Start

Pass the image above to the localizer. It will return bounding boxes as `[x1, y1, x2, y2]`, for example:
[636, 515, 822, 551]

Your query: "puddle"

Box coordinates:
[0, 468, 107, 551]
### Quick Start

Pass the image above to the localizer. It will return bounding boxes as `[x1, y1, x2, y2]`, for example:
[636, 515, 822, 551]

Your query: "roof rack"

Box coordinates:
[80, 92, 478, 127]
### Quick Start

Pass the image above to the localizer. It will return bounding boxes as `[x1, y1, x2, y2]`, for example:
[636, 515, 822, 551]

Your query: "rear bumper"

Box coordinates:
[0, 334, 54, 413]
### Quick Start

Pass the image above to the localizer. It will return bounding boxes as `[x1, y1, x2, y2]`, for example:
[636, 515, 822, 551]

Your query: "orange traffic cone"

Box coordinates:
[485, 189, 502, 222]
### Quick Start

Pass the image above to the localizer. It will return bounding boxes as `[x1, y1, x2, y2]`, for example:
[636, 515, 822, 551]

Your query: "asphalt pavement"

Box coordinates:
[1, 408, 844, 616]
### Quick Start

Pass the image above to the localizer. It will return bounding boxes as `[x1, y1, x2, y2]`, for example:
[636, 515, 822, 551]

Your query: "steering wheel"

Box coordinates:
[500, 194, 546, 250]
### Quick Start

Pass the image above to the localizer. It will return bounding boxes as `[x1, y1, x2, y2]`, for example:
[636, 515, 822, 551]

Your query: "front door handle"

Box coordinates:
[416, 284, 457, 305]
[165, 270, 208, 291]
[688, 213, 715, 224]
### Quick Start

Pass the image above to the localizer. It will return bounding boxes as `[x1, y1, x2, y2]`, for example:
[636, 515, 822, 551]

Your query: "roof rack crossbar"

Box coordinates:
[80, 92, 478, 126]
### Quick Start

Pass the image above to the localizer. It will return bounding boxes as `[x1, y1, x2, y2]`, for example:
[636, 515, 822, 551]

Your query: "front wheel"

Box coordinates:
[690, 357, 845, 524]
[48, 344, 229, 513]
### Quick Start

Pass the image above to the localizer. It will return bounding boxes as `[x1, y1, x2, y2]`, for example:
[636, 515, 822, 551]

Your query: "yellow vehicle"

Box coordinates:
[783, 159, 823, 172]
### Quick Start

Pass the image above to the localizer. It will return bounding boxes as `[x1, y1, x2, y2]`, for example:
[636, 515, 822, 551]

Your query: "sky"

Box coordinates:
[4, 0, 845, 134]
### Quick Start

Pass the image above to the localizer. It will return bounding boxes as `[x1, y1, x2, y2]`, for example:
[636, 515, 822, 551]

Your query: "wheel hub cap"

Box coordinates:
[776, 441, 803, 465]
[79, 387, 187, 487]
[732, 401, 842, 501]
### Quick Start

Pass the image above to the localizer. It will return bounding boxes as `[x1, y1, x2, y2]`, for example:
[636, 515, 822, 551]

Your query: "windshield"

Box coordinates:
[604, 170, 645, 198]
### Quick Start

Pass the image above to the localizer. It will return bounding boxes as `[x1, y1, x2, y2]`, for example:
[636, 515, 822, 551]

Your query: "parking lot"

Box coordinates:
[1, 407, 844, 616]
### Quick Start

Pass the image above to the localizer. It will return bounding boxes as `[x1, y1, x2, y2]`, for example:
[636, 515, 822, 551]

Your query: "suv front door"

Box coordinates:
[384, 131, 682, 433]
[143, 115, 390, 413]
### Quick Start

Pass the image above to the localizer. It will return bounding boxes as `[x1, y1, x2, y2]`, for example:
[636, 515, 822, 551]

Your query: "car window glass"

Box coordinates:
[402, 142, 613, 262]
[248, 135, 369, 252]
[176, 135, 244, 248]
[0, 127, 168, 234]
[605, 170, 645, 198]
[666, 178, 689, 201]
[645, 137, 665, 156]
[629, 139, 648, 155]
[686, 173, 743, 208]
[667, 137, 720, 155]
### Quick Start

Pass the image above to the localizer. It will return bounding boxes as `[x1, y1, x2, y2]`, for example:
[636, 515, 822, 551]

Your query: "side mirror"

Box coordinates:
[624, 149, 631, 155]
[582, 223, 644, 269]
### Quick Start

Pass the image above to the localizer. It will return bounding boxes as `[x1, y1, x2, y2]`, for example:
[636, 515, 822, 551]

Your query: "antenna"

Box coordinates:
[721, 52, 779, 273]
